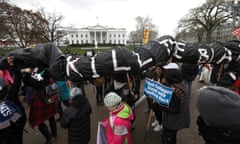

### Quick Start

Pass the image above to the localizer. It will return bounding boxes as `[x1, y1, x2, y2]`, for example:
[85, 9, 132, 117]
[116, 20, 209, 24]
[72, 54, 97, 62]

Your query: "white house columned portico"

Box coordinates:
[66, 24, 127, 45]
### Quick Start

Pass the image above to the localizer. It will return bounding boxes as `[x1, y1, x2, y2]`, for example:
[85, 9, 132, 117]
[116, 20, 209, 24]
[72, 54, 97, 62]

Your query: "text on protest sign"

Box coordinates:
[144, 78, 173, 107]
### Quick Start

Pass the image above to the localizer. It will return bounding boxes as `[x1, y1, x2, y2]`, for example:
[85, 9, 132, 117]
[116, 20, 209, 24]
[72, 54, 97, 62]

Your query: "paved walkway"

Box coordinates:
[23, 80, 206, 144]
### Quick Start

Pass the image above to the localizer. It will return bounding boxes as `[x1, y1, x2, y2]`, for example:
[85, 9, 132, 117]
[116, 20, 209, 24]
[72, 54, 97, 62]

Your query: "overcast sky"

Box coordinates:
[10, 0, 206, 36]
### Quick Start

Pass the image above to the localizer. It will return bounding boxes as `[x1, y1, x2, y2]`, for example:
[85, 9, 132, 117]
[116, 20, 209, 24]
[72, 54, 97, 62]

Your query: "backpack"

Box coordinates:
[22, 69, 44, 91]
[45, 82, 60, 104]
[94, 77, 104, 87]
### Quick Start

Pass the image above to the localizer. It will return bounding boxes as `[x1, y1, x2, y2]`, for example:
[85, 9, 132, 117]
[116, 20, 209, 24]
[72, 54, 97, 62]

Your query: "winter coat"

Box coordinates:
[162, 82, 190, 130]
[28, 74, 58, 128]
[28, 88, 58, 128]
[61, 95, 92, 144]
[56, 80, 71, 101]
[102, 102, 134, 144]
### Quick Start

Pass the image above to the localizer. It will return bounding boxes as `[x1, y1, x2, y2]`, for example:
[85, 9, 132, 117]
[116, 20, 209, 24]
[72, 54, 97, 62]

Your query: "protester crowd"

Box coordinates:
[1, 46, 240, 144]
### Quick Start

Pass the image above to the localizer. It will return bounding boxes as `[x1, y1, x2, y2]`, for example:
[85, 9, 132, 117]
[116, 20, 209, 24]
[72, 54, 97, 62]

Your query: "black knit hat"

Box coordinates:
[164, 69, 183, 84]
[163, 63, 183, 84]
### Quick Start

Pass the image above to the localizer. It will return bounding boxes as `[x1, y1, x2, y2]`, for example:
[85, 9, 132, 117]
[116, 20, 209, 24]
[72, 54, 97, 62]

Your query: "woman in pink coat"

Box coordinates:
[102, 92, 134, 144]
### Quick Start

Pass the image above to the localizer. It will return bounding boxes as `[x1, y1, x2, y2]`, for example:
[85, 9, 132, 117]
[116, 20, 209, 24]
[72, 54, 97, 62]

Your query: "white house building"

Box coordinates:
[58, 24, 127, 46]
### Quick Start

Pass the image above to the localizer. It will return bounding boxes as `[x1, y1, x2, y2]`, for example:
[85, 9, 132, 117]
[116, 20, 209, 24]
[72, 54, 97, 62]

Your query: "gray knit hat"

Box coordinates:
[196, 86, 240, 127]
[104, 92, 122, 108]
[70, 87, 83, 98]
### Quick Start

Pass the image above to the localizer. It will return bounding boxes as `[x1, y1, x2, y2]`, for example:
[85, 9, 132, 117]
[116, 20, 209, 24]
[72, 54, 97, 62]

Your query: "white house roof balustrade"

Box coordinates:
[85, 25, 108, 30]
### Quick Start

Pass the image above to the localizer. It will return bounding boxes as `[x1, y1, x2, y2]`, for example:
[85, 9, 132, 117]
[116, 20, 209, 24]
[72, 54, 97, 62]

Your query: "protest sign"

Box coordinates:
[144, 78, 173, 107]
[0, 100, 21, 129]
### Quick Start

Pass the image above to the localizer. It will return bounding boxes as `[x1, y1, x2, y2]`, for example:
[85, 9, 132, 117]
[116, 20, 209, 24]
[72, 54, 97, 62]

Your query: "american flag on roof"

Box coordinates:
[232, 27, 240, 39]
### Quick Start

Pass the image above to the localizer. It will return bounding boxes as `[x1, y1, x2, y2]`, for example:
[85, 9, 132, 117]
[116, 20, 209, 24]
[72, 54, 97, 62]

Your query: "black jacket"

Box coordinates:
[61, 95, 92, 144]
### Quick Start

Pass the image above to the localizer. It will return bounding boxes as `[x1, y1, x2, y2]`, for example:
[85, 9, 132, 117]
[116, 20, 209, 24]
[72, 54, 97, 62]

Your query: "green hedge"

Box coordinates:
[0, 45, 137, 56]
[0, 48, 16, 56]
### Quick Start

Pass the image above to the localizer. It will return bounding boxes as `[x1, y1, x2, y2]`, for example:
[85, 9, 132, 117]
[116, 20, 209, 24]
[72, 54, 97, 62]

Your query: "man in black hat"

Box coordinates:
[160, 63, 189, 144]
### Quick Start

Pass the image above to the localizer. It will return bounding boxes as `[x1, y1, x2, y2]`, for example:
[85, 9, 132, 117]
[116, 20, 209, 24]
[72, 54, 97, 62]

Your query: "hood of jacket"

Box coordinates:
[111, 103, 134, 121]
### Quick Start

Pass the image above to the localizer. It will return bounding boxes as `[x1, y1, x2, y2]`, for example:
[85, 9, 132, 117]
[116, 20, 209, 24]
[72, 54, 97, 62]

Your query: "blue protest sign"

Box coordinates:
[144, 78, 173, 107]
[0, 100, 21, 129]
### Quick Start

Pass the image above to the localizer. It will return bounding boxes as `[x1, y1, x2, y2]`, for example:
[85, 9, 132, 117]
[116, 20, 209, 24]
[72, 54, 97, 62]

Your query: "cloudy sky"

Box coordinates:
[10, 0, 206, 36]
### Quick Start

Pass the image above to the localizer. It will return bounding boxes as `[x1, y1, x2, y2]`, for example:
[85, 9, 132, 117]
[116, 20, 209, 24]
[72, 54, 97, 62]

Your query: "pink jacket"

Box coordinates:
[0, 70, 14, 85]
[102, 102, 134, 144]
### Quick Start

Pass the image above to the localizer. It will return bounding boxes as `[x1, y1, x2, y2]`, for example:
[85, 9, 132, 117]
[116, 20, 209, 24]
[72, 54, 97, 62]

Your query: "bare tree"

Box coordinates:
[38, 8, 65, 43]
[176, 24, 205, 43]
[0, 4, 9, 40]
[0, 2, 48, 47]
[129, 16, 158, 43]
[177, 0, 231, 43]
